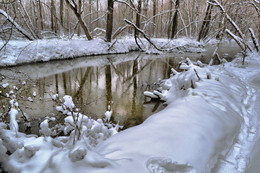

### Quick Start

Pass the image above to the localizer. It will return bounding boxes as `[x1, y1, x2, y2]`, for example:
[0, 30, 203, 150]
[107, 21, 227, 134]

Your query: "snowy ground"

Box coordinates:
[0, 38, 259, 173]
[0, 37, 205, 67]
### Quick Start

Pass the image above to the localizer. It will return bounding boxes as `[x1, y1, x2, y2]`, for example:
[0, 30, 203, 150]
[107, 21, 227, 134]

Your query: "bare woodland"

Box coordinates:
[0, 0, 259, 45]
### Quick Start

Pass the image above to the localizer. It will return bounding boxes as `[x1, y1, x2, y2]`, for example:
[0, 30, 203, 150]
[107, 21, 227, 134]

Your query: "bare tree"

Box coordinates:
[197, 0, 214, 41]
[135, 0, 142, 38]
[60, 0, 64, 27]
[106, 0, 114, 42]
[51, 0, 57, 33]
[38, 0, 44, 30]
[65, 0, 92, 40]
[170, 0, 180, 39]
[152, 0, 157, 37]
[77, 0, 82, 36]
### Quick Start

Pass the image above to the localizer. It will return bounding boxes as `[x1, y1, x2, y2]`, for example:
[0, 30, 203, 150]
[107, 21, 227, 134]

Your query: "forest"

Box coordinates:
[0, 0, 259, 43]
[0, 1, 260, 173]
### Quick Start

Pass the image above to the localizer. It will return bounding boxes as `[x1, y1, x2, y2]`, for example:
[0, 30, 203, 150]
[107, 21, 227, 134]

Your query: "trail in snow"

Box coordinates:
[212, 74, 254, 173]
[246, 74, 260, 173]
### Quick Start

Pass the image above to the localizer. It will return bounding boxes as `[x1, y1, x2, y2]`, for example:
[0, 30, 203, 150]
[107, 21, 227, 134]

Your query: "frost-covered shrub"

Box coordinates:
[53, 95, 120, 147]
[144, 58, 205, 102]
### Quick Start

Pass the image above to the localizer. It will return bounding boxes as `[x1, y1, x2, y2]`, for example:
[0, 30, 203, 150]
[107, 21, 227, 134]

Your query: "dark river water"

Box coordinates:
[0, 43, 240, 133]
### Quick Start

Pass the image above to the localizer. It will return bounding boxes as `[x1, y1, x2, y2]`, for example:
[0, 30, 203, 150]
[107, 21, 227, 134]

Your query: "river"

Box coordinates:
[0, 42, 240, 133]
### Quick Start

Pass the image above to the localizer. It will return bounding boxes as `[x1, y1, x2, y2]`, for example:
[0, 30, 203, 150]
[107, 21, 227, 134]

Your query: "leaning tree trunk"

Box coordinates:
[0, 9, 34, 40]
[77, 0, 82, 36]
[65, 0, 92, 40]
[197, 0, 214, 41]
[106, 0, 114, 42]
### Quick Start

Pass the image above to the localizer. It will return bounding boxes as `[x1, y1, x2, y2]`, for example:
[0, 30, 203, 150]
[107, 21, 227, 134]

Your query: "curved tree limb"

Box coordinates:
[0, 9, 34, 40]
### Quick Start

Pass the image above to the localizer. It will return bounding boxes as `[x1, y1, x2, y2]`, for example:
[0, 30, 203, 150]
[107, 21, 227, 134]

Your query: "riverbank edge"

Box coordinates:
[0, 37, 207, 67]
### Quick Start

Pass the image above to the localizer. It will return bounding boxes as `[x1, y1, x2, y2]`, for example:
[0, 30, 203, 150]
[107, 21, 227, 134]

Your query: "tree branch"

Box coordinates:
[0, 9, 34, 40]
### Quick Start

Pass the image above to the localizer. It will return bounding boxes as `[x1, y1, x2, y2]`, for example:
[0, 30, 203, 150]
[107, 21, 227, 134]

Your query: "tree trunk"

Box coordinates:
[88, 0, 92, 31]
[152, 0, 156, 37]
[106, 0, 114, 42]
[135, 0, 142, 38]
[197, 0, 213, 41]
[96, 0, 99, 28]
[65, 0, 92, 40]
[39, 0, 44, 30]
[167, 0, 173, 38]
[77, 0, 82, 36]
[51, 0, 57, 33]
[170, 0, 180, 39]
[160, 0, 164, 37]
[143, 0, 149, 17]
[60, 0, 64, 27]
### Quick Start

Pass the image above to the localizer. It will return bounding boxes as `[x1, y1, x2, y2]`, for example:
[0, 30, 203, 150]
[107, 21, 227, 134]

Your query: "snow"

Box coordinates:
[2, 83, 9, 88]
[27, 97, 33, 102]
[0, 37, 205, 67]
[104, 111, 113, 122]
[8, 100, 19, 133]
[0, 37, 259, 172]
[39, 119, 52, 136]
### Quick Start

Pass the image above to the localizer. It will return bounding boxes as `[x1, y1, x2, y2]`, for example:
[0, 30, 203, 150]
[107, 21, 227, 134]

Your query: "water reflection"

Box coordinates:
[0, 58, 185, 130]
[10, 53, 178, 129]
[0, 43, 241, 130]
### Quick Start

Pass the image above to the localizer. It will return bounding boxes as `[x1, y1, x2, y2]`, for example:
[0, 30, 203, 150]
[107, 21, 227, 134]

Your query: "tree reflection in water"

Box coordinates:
[1, 53, 183, 130]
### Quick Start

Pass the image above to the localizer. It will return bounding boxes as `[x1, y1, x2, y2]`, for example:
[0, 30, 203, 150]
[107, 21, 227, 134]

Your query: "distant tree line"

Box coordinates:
[0, 0, 259, 43]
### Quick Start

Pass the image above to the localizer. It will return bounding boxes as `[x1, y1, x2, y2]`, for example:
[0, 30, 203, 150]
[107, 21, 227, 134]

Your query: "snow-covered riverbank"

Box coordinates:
[0, 48, 259, 172]
[0, 37, 205, 67]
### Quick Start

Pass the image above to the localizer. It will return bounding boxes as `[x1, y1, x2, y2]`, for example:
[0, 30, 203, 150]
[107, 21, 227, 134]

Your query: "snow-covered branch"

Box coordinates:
[0, 9, 34, 40]
[211, 0, 245, 39]
[112, 25, 128, 40]
[64, 0, 92, 40]
[249, 28, 259, 52]
[225, 29, 246, 52]
[124, 19, 162, 51]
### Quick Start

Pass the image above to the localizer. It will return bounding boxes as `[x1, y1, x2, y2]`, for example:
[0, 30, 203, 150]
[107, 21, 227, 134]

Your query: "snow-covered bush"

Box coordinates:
[144, 58, 204, 102]
[0, 81, 121, 172]
[53, 95, 120, 146]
